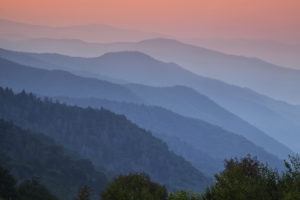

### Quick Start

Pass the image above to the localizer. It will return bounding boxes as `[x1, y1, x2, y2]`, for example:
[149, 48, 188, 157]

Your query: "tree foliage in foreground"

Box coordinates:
[2, 152, 300, 200]
[168, 191, 201, 200]
[201, 155, 279, 200]
[280, 155, 300, 200]
[101, 173, 168, 200]
[201, 155, 300, 200]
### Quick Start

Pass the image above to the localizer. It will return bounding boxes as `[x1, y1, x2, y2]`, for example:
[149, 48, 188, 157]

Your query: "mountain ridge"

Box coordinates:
[0, 87, 210, 191]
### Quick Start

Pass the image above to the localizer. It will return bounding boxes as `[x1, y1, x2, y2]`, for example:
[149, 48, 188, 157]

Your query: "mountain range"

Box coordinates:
[0, 87, 210, 191]
[0, 55, 293, 157]
[2, 33, 300, 104]
[1, 48, 299, 153]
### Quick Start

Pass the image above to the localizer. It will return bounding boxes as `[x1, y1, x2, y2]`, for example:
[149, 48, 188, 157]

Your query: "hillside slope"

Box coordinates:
[0, 87, 210, 191]
[0, 57, 141, 103]
[0, 119, 107, 200]
[55, 96, 285, 175]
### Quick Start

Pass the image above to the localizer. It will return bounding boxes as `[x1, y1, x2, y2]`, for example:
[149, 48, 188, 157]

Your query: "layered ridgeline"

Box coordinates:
[1, 49, 298, 153]
[55, 96, 284, 175]
[0, 19, 166, 43]
[0, 119, 107, 200]
[2, 37, 300, 105]
[0, 87, 210, 191]
[0, 54, 294, 156]
[0, 57, 140, 103]
[127, 38, 300, 105]
[0, 57, 286, 176]
[124, 84, 292, 158]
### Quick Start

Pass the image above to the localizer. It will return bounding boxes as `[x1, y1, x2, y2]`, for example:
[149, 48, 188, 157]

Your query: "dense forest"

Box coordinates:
[0, 119, 107, 200]
[0, 87, 210, 192]
[56, 96, 284, 175]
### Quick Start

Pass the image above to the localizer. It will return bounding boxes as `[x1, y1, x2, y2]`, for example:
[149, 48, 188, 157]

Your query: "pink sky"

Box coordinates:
[0, 0, 299, 42]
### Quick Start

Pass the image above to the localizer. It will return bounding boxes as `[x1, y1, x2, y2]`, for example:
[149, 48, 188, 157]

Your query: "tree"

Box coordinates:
[201, 155, 279, 200]
[168, 191, 201, 200]
[101, 173, 167, 200]
[0, 166, 17, 200]
[17, 178, 58, 200]
[75, 186, 91, 200]
[280, 155, 300, 200]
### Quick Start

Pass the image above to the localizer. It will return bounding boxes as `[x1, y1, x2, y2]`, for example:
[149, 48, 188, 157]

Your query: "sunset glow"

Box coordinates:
[1, 0, 299, 41]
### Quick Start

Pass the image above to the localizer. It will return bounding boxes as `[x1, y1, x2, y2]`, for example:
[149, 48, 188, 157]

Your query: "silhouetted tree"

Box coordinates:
[201, 155, 280, 200]
[279, 155, 300, 200]
[168, 191, 201, 200]
[101, 173, 167, 200]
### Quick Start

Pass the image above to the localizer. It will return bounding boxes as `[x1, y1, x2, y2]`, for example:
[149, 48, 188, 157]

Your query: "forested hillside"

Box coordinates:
[0, 119, 107, 200]
[0, 87, 210, 191]
[56, 96, 284, 175]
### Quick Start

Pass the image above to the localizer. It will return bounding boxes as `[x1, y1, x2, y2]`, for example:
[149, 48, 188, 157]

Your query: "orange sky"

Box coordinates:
[0, 0, 299, 41]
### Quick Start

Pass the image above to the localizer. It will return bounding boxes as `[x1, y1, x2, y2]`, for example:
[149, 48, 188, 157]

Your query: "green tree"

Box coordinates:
[101, 173, 167, 200]
[17, 178, 58, 200]
[280, 155, 300, 200]
[0, 166, 17, 200]
[201, 155, 279, 200]
[168, 191, 201, 200]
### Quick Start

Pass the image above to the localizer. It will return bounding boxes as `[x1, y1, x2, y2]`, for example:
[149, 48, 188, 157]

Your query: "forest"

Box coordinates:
[0, 88, 300, 200]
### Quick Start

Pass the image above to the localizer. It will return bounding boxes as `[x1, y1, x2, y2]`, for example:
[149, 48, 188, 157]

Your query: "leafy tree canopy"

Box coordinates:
[168, 191, 201, 200]
[201, 155, 280, 200]
[101, 173, 168, 200]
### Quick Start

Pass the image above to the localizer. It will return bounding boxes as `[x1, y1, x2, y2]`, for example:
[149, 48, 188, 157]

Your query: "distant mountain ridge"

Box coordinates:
[1, 48, 298, 152]
[185, 38, 300, 70]
[0, 57, 141, 103]
[2, 36, 300, 104]
[0, 19, 167, 43]
[125, 84, 292, 158]
[0, 55, 292, 157]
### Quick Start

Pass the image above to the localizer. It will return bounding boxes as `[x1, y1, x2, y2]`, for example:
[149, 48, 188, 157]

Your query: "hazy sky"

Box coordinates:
[1, 0, 299, 42]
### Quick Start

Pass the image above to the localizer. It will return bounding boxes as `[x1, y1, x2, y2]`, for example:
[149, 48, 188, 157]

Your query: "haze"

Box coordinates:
[1, 0, 300, 42]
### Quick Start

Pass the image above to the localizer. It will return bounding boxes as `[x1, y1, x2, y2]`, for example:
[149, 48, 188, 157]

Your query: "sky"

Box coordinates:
[0, 0, 299, 42]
